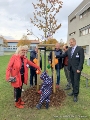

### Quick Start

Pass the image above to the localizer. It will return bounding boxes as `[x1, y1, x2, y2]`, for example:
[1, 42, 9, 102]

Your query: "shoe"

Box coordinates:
[18, 98, 25, 105]
[36, 104, 42, 109]
[68, 92, 73, 96]
[64, 86, 71, 90]
[46, 103, 49, 109]
[73, 96, 78, 102]
[15, 102, 24, 109]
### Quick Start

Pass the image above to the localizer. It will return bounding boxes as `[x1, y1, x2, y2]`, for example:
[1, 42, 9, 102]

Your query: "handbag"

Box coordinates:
[8, 58, 20, 83]
[8, 77, 16, 83]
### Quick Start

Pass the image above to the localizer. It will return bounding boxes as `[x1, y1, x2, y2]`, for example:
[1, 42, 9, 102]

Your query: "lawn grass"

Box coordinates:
[0, 53, 90, 120]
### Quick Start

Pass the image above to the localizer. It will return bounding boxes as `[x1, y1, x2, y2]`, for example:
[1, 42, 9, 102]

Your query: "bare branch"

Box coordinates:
[30, 0, 63, 37]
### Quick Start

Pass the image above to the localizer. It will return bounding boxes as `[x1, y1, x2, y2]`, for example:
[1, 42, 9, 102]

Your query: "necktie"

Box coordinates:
[71, 47, 74, 58]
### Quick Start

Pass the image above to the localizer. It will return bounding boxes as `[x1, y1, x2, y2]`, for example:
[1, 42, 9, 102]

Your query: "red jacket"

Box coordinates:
[6, 54, 40, 88]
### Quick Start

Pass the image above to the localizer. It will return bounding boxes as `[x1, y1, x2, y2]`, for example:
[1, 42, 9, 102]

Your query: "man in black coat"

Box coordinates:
[60, 38, 84, 102]
[48, 43, 63, 88]
[30, 47, 42, 86]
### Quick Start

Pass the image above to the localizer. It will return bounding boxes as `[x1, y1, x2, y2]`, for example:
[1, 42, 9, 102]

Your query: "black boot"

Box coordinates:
[36, 104, 42, 109]
[46, 102, 49, 109]
[73, 96, 78, 102]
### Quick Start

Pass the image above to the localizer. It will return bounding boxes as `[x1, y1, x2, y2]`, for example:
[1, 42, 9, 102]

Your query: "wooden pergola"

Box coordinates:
[37, 44, 56, 93]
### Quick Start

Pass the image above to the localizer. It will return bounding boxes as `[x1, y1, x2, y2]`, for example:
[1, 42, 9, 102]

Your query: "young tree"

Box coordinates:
[30, 0, 63, 72]
[30, 0, 63, 41]
[0, 36, 7, 47]
[17, 35, 31, 47]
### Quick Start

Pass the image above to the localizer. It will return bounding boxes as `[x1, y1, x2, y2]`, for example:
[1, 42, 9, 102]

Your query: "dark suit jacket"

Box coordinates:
[60, 46, 84, 72]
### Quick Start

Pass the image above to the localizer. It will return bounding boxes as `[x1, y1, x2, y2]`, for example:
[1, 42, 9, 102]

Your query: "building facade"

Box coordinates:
[68, 0, 90, 59]
[4, 40, 40, 52]
[0, 38, 4, 56]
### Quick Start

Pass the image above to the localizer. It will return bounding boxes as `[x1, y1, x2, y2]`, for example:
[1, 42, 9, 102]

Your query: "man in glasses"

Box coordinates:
[60, 38, 84, 102]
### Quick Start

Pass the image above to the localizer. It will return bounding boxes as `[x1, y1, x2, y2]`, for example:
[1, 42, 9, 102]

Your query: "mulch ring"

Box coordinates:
[22, 86, 66, 108]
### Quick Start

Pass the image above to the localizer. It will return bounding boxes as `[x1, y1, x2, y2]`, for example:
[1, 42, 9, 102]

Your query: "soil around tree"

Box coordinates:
[22, 86, 66, 108]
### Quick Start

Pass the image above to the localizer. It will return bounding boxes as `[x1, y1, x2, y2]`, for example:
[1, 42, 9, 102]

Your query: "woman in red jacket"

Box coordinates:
[6, 46, 41, 109]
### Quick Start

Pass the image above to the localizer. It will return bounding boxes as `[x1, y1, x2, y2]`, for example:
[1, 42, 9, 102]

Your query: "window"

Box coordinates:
[89, 28, 90, 33]
[79, 7, 90, 19]
[70, 33, 74, 36]
[80, 15, 82, 19]
[85, 29, 88, 34]
[70, 16, 76, 22]
[69, 32, 76, 36]
[82, 30, 85, 35]
[79, 24, 90, 36]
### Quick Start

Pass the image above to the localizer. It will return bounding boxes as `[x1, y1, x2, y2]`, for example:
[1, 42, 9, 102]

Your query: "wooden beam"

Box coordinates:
[52, 47, 56, 93]
[38, 44, 55, 47]
[37, 48, 40, 91]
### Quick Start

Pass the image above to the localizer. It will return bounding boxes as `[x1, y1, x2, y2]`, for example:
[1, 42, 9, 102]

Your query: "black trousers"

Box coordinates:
[30, 69, 37, 86]
[14, 75, 24, 102]
[70, 67, 81, 96]
[14, 87, 22, 102]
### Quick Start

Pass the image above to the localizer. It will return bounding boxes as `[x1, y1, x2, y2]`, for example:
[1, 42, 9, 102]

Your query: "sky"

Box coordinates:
[0, 0, 83, 42]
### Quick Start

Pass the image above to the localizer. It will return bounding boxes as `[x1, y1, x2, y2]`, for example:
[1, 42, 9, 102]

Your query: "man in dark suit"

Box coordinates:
[60, 38, 84, 102]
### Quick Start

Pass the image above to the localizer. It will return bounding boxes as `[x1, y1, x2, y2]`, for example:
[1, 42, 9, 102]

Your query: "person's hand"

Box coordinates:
[49, 61, 51, 64]
[36, 69, 41, 74]
[77, 70, 80, 73]
[37, 90, 42, 94]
